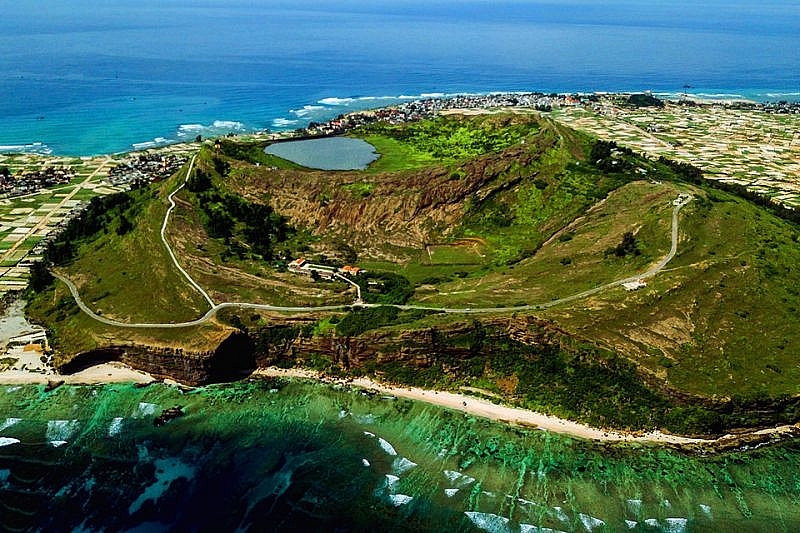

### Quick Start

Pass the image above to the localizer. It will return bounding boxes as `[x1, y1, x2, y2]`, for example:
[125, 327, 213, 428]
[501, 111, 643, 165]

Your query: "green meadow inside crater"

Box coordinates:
[1, 379, 799, 532]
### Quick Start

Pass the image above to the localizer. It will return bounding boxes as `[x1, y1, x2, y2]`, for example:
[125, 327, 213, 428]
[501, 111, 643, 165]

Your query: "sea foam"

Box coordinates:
[134, 402, 157, 418]
[520, 526, 565, 533]
[108, 417, 124, 437]
[578, 513, 605, 531]
[464, 512, 511, 533]
[388, 494, 413, 506]
[128, 457, 196, 515]
[0, 437, 20, 447]
[46, 419, 79, 442]
[377, 437, 397, 456]
[0, 418, 21, 432]
[392, 457, 417, 475]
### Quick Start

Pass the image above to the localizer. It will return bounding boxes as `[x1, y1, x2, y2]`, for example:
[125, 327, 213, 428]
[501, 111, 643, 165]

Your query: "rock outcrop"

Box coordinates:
[58, 330, 254, 386]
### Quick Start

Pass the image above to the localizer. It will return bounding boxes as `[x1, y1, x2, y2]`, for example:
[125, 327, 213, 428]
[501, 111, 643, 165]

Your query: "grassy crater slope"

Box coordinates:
[25, 112, 800, 433]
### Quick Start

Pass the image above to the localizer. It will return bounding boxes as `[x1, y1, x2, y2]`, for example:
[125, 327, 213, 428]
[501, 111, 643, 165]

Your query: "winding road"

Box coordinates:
[54, 157, 692, 328]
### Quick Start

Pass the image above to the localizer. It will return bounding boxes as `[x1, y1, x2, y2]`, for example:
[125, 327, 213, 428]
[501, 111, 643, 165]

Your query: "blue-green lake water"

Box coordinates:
[1, 379, 798, 531]
[265, 137, 379, 170]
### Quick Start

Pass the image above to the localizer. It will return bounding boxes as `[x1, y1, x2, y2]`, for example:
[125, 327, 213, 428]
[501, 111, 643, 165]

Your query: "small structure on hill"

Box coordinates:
[622, 279, 647, 291]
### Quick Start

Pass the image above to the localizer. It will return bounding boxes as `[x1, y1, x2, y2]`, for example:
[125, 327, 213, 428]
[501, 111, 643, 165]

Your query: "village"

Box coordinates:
[0, 145, 196, 295]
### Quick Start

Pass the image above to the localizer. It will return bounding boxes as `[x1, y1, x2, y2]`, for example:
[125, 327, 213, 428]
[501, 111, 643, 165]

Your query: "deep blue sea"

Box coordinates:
[1, 0, 798, 155]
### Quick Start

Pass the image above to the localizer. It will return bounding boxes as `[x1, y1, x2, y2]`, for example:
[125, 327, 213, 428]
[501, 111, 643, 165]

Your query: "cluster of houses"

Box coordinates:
[303, 92, 574, 137]
[107, 152, 188, 187]
[0, 165, 74, 197]
[288, 257, 364, 279]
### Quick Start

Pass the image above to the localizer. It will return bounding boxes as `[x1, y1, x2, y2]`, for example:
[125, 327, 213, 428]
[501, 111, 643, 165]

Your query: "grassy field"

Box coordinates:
[23, 111, 800, 422]
[543, 186, 800, 399]
[33, 165, 211, 325]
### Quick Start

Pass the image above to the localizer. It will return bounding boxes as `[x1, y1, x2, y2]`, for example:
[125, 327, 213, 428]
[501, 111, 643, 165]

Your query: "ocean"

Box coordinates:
[1, 380, 800, 532]
[3, 3, 800, 530]
[1, 0, 798, 155]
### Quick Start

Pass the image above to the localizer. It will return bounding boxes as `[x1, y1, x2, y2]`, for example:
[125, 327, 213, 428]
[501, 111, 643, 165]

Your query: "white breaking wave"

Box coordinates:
[272, 118, 299, 128]
[134, 402, 157, 418]
[443, 470, 475, 486]
[46, 419, 79, 441]
[178, 124, 205, 133]
[290, 105, 326, 117]
[550, 506, 569, 523]
[764, 92, 800, 98]
[108, 417, 124, 437]
[377, 437, 397, 456]
[212, 120, 244, 129]
[317, 92, 467, 106]
[578, 513, 606, 531]
[625, 498, 642, 514]
[520, 526, 566, 533]
[663, 518, 689, 533]
[176, 120, 246, 138]
[464, 512, 511, 533]
[392, 457, 417, 475]
[384, 474, 400, 491]
[388, 494, 413, 506]
[0, 418, 21, 432]
[0, 437, 20, 447]
[0, 142, 52, 154]
[131, 137, 172, 150]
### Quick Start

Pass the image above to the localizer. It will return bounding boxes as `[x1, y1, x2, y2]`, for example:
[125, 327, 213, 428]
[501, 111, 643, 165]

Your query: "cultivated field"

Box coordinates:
[550, 100, 800, 206]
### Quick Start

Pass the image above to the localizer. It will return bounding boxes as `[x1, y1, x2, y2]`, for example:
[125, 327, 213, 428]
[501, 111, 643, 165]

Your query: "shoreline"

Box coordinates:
[2, 90, 798, 159]
[0, 362, 155, 386]
[1, 360, 798, 448]
[254, 368, 800, 448]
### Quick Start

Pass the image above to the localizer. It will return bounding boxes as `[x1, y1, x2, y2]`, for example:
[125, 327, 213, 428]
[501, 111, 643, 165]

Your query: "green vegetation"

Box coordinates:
[42, 186, 150, 266]
[216, 138, 302, 169]
[340, 181, 374, 198]
[335, 306, 400, 336]
[23, 111, 800, 436]
[356, 272, 414, 305]
[357, 114, 537, 171]
[627, 93, 664, 107]
[189, 151, 293, 260]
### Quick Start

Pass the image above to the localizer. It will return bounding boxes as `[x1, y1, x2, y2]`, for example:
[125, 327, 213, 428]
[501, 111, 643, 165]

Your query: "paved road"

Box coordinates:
[160, 155, 215, 308]
[55, 156, 691, 327]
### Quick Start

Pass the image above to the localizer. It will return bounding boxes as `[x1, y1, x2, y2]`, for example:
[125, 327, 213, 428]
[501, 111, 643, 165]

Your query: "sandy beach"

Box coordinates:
[255, 368, 717, 445]
[0, 361, 155, 386]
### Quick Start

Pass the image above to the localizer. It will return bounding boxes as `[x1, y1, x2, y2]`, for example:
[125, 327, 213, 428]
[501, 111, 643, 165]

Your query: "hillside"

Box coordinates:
[24, 112, 800, 435]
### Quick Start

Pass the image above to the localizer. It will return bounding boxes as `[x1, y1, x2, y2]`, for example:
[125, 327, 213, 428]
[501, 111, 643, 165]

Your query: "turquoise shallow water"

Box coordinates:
[1, 1, 798, 155]
[1, 379, 799, 531]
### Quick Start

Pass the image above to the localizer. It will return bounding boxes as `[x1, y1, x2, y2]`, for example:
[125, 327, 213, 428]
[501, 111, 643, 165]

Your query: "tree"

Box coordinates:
[28, 260, 54, 293]
[187, 169, 212, 192]
[614, 231, 640, 257]
[0, 166, 10, 178]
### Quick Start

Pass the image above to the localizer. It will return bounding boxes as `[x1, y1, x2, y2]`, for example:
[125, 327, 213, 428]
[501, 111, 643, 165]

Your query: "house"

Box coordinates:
[339, 265, 365, 276]
[288, 257, 309, 273]
[622, 279, 647, 291]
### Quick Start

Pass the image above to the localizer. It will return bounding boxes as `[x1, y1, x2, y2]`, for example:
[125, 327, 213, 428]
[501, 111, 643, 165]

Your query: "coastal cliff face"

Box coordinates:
[252, 315, 559, 372]
[57, 313, 800, 436]
[59, 330, 255, 386]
